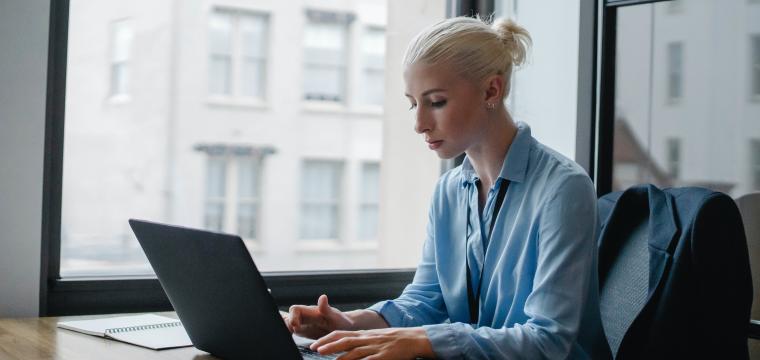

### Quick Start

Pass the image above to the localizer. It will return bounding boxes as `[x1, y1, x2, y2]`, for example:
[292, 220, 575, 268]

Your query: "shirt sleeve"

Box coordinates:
[367, 188, 449, 328]
[422, 174, 598, 359]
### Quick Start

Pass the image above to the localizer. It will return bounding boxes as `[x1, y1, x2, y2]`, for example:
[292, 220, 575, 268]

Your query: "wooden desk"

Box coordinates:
[0, 313, 218, 360]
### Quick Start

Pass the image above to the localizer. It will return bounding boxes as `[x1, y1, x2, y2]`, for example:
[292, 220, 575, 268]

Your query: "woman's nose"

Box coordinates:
[414, 109, 431, 134]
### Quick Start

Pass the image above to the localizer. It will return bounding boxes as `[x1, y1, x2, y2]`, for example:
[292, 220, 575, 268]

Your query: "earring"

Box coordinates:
[487, 103, 496, 110]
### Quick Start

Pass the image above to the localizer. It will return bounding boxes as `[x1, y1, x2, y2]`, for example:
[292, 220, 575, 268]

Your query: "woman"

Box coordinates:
[284, 16, 609, 359]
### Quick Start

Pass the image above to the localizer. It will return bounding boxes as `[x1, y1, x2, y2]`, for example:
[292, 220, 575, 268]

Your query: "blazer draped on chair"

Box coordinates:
[597, 184, 753, 359]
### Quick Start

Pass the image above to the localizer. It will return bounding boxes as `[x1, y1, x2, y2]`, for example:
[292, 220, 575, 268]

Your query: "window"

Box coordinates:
[200, 146, 266, 241]
[208, 9, 268, 99]
[494, 0, 587, 162]
[358, 162, 380, 241]
[300, 160, 343, 240]
[752, 35, 760, 98]
[613, 1, 760, 197]
[204, 157, 227, 232]
[109, 19, 132, 97]
[752, 139, 760, 190]
[360, 27, 386, 107]
[303, 11, 350, 102]
[607, 0, 760, 329]
[667, 42, 683, 102]
[666, 138, 681, 179]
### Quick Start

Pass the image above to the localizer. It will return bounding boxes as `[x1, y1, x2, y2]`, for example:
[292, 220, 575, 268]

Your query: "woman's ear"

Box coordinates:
[483, 74, 505, 105]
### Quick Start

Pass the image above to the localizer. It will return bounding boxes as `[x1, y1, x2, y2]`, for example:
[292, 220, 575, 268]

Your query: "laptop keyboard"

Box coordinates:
[298, 346, 338, 359]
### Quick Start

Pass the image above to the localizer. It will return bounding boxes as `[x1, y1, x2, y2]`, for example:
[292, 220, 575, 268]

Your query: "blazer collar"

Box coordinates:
[598, 184, 680, 294]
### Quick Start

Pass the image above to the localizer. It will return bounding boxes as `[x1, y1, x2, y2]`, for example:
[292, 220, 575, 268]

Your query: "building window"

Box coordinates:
[236, 158, 261, 239]
[109, 19, 132, 97]
[752, 35, 760, 98]
[667, 42, 683, 102]
[300, 160, 343, 240]
[752, 139, 760, 190]
[204, 157, 227, 232]
[208, 9, 268, 99]
[360, 27, 386, 107]
[666, 138, 681, 179]
[358, 162, 380, 241]
[203, 155, 262, 240]
[303, 11, 351, 103]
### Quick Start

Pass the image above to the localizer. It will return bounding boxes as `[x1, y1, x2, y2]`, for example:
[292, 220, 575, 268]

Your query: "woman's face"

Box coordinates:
[404, 62, 490, 159]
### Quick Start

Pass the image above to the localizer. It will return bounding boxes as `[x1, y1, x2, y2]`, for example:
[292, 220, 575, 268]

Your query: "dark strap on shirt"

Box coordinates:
[466, 179, 510, 325]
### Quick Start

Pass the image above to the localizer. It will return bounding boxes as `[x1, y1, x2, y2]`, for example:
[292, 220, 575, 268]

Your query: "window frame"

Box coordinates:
[302, 12, 351, 103]
[595, 0, 760, 339]
[108, 18, 132, 99]
[207, 7, 270, 101]
[41, 0, 598, 317]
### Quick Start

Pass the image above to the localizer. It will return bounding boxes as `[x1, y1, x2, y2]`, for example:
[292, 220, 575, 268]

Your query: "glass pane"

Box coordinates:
[358, 205, 378, 241]
[205, 157, 226, 198]
[361, 69, 384, 106]
[360, 162, 380, 203]
[304, 22, 345, 51]
[110, 63, 128, 96]
[494, 0, 583, 160]
[614, 0, 760, 320]
[237, 157, 258, 199]
[240, 14, 267, 58]
[237, 203, 257, 239]
[303, 64, 344, 101]
[240, 58, 265, 98]
[209, 11, 232, 55]
[204, 202, 225, 232]
[111, 20, 132, 62]
[209, 56, 231, 95]
[62, 0, 446, 275]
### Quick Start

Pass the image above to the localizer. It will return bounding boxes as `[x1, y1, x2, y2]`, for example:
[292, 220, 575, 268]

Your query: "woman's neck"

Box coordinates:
[466, 111, 518, 191]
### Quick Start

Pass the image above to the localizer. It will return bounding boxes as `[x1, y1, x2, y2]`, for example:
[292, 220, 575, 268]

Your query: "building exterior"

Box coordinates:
[614, 0, 760, 196]
[62, 0, 446, 275]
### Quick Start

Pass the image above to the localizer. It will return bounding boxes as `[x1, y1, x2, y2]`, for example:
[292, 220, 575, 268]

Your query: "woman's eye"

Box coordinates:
[431, 100, 447, 108]
[408, 103, 417, 110]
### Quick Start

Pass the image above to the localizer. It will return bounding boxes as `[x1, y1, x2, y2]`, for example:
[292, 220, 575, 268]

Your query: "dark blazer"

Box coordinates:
[597, 184, 753, 359]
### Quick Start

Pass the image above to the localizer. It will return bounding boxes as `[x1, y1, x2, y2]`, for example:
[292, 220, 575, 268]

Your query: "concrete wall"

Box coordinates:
[0, 0, 49, 317]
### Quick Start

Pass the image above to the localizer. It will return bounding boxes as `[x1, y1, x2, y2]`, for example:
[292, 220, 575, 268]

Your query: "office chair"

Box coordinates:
[734, 192, 760, 357]
[596, 184, 753, 359]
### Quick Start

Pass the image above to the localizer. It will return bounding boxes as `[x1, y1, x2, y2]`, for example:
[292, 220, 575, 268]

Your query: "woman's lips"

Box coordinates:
[427, 140, 443, 150]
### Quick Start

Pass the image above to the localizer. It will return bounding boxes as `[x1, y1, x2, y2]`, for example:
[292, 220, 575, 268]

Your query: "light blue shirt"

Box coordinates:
[369, 122, 609, 359]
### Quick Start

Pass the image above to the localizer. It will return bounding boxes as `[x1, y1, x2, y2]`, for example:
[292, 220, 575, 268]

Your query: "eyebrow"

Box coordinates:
[404, 88, 447, 98]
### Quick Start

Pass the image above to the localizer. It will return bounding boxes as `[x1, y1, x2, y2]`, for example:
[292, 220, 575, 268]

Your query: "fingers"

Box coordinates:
[288, 295, 329, 332]
[281, 312, 293, 333]
[317, 294, 330, 315]
[310, 330, 357, 352]
[336, 345, 375, 360]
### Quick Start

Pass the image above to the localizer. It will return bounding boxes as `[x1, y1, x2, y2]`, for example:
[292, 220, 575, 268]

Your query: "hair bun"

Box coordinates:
[492, 18, 532, 68]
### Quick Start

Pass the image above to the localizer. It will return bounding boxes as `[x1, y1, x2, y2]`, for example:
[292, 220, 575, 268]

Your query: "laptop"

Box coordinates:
[128, 219, 337, 360]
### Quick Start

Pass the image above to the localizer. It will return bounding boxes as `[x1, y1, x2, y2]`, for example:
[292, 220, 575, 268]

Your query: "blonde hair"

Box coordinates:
[403, 16, 532, 99]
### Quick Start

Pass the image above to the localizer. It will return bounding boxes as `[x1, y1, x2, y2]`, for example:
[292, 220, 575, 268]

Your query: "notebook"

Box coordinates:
[57, 313, 193, 350]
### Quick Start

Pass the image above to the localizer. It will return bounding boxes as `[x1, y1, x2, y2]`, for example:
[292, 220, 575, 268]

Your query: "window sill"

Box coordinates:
[106, 94, 132, 105]
[294, 240, 378, 253]
[301, 101, 383, 118]
[206, 96, 269, 110]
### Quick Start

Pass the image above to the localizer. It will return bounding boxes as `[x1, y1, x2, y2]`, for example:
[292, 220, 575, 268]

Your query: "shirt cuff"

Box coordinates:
[422, 323, 463, 359]
[367, 300, 415, 328]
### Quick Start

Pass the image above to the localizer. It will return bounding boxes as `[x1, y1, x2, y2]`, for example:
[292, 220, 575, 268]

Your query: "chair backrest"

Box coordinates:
[735, 192, 760, 320]
[598, 214, 650, 357]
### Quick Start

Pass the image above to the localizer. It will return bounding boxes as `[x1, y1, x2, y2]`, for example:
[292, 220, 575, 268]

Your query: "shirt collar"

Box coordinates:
[460, 121, 532, 187]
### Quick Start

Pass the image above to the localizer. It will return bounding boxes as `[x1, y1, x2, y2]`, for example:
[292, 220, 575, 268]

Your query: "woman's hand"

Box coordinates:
[309, 327, 435, 360]
[283, 294, 354, 339]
